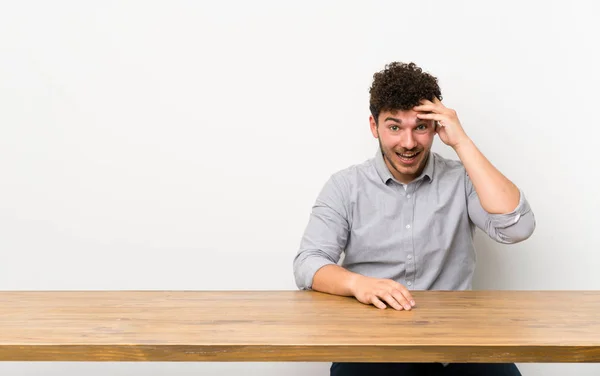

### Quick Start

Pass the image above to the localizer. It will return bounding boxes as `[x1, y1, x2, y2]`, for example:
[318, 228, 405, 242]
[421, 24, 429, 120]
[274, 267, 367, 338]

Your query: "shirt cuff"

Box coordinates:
[298, 257, 336, 290]
[488, 188, 531, 229]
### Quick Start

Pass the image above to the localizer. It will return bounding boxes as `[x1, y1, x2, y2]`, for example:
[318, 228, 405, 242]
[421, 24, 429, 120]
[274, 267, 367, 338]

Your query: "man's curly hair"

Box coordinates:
[369, 62, 442, 123]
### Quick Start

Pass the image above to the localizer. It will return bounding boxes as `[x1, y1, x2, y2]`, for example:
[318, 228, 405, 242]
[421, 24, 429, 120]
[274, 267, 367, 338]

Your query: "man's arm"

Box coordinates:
[415, 97, 535, 242]
[293, 173, 415, 310]
[464, 176, 535, 243]
[312, 264, 359, 296]
[453, 138, 520, 214]
[293, 173, 350, 291]
[313, 265, 415, 310]
[457, 139, 535, 243]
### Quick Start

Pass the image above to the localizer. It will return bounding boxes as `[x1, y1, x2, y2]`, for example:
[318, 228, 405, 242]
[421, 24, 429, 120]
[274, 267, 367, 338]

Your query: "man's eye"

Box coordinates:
[390, 125, 399, 131]
[416, 124, 427, 131]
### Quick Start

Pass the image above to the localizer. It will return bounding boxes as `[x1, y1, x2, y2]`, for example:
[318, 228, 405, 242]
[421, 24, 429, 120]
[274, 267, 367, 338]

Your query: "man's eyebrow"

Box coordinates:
[384, 117, 428, 124]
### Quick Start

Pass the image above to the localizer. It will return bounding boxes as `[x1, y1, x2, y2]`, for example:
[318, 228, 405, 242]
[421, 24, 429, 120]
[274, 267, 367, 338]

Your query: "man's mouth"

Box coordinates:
[395, 151, 421, 164]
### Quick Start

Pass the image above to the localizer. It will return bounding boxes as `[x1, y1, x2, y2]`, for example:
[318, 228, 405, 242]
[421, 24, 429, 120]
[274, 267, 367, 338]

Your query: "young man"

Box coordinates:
[293, 62, 535, 376]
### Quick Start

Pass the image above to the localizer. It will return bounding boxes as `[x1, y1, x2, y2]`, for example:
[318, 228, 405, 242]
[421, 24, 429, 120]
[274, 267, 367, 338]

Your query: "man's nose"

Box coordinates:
[400, 131, 417, 150]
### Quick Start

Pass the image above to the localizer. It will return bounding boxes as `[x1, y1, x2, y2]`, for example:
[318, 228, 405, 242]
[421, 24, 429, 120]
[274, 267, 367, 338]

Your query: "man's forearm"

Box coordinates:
[454, 138, 520, 214]
[312, 264, 361, 297]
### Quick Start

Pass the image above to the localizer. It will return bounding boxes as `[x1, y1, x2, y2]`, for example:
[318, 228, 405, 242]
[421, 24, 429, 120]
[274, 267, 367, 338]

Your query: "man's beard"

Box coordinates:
[378, 139, 428, 177]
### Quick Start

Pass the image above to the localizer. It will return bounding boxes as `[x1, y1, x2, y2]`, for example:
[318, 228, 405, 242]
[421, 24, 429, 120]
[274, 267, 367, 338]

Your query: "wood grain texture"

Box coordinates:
[0, 290, 599, 362]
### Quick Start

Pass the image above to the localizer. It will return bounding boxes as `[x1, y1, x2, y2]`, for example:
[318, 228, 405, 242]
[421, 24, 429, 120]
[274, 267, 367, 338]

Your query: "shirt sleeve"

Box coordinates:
[465, 171, 536, 244]
[293, 173, 350, 290]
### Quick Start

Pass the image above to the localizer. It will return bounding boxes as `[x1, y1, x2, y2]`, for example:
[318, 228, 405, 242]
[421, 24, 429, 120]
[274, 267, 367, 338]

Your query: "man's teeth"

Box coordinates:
[398, 152, 418, 158]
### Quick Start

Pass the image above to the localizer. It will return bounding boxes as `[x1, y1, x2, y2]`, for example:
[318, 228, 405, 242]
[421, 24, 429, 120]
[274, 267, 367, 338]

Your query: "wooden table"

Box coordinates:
[0, 290, 599, 362]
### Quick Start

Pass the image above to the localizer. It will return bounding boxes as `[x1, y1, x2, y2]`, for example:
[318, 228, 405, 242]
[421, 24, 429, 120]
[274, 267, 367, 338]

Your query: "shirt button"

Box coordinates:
[407, 255, 412, 260]
[407, 281, 412, 286]
[406, 194, 411, 198]
[406, 224, 411, 229]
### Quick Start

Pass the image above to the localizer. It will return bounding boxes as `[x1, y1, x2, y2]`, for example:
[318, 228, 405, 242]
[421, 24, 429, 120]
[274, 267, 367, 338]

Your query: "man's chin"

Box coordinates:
[397, 165, 420, 176]
[397, 153, 424, 168]
[393, 155, 427, 176]
[382, 149, 429, 180]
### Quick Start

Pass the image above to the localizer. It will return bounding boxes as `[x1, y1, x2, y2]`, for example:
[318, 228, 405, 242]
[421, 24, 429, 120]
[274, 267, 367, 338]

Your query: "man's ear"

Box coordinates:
[369, 115, 379, 138]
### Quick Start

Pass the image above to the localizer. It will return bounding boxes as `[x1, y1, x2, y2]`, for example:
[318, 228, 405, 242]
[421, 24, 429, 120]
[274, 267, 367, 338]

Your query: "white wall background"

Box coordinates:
[1, 1, 598, 375]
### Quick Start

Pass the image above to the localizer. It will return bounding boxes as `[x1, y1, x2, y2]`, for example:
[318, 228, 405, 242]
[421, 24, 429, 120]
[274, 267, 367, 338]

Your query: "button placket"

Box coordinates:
[403, 184, 415, 288]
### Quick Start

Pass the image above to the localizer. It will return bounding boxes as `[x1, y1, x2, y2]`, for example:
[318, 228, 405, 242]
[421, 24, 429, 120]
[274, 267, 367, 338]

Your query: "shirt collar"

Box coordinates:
[374, 148, 435, 185]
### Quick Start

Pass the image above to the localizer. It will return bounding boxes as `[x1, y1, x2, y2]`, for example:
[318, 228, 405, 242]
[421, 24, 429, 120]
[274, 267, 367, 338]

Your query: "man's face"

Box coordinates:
[369, 109, 436, 184]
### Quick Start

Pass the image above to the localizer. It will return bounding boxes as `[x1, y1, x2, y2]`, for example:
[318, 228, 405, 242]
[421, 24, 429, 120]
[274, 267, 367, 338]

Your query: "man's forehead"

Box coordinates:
[381, 109, 428, 123]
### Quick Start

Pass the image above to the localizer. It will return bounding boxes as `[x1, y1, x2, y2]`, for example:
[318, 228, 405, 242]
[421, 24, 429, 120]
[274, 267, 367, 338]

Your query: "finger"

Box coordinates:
[393, 283, 416, 306]
[433, 96, 448, 111]
[417, 114, 447, 131]
[416, 113, 445, 123]
[413, 103, 437, 113]
[381, 293, 404, 311]
[391, 290, 413, 310]
[370, 296, 388, 310]
[436, 121, 446, 133]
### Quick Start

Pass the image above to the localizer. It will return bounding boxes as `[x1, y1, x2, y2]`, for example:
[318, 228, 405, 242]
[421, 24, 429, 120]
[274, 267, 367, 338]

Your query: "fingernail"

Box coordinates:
[404, 305, 411, 310]
[410, 300, 415, 306]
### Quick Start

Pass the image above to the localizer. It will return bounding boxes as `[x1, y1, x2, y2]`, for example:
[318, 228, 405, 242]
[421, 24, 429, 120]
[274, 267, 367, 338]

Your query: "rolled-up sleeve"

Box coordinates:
[465, 173, 536, 244]
[293, 173, 350, 290]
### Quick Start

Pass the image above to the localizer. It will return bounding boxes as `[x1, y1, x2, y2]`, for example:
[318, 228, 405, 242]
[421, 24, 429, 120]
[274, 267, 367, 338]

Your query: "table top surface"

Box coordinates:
[0, 290, 599, 362]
